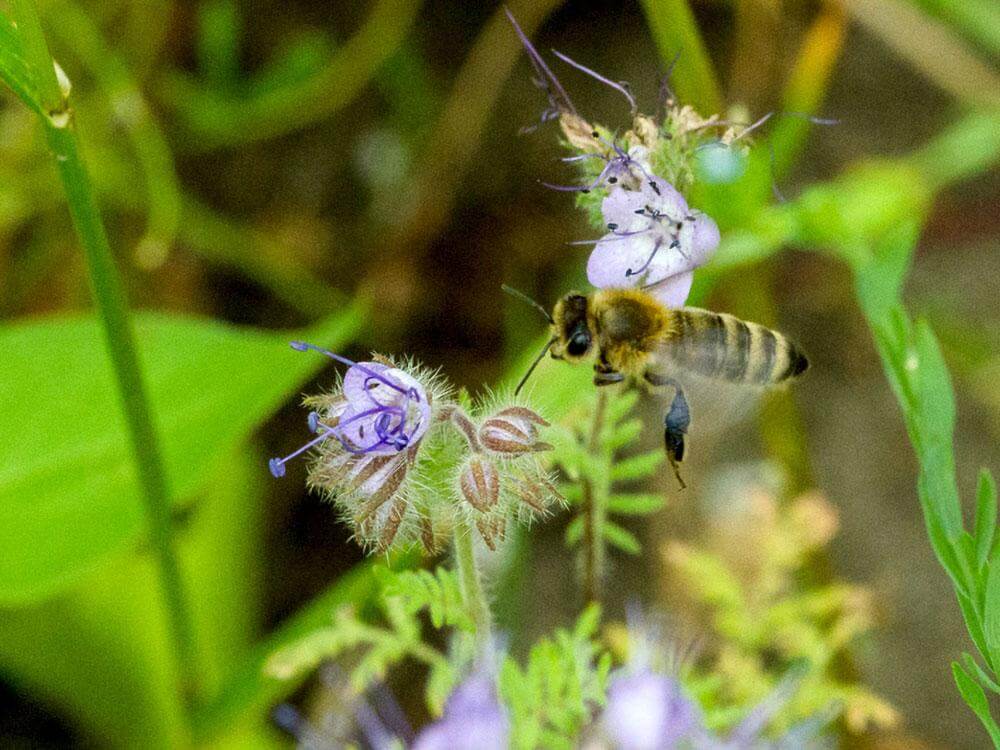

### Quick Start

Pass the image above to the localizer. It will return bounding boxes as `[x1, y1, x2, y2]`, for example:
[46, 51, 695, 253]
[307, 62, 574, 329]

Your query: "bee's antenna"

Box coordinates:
[502, 284, 554, 325]
[515, 336, 557, 396]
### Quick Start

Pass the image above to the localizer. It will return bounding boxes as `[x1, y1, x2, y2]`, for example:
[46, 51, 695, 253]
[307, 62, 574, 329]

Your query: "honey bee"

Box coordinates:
[503, 286, 809, 487]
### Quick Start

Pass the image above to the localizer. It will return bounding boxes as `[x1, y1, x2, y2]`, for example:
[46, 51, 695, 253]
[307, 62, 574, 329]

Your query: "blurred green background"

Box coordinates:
[0, 0, 997, 747]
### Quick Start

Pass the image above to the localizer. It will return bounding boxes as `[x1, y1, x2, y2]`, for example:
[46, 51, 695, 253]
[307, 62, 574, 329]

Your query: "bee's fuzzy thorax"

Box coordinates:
[589, 288, 677, 377]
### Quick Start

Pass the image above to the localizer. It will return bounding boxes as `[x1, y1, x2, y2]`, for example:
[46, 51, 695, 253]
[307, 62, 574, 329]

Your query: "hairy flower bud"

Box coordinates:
[479, 406, 552, 455]
[460, 457, 500, 513]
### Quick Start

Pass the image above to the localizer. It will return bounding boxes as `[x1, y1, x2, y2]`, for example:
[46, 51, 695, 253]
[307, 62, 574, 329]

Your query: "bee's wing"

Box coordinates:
[644, 345, 772, 441]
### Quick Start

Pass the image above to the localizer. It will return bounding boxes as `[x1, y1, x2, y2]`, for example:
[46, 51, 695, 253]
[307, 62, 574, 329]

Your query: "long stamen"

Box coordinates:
[505, 9, 577, 116]
[269, 403, 407, 477]
[551, 49, 637, 113]
[290, 341, 408, 395]
[625, 237, 664, 277]
[567, 228, 652, 246]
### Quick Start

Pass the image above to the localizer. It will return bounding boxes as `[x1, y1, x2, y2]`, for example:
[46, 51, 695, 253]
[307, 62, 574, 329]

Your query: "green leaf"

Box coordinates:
[564, 515, 584, 547]
[0, 451, 262, 747]
[602, 521, 642, 555]
[0, 9, 42, 114]
[984, 560, 1000, 669]
[607, 418, 643, 452]
[379, 567, 474, 632]
[0, 306, 363, 604]
[605, 389, 639, 425]
[606, 492, 667, 516]
[961, 652, 1000, 696]
[610, 451, 664, 482]
[976, 470, 998, 570]
[193, 551, 419, 743]
[952, 662, 1000, 746]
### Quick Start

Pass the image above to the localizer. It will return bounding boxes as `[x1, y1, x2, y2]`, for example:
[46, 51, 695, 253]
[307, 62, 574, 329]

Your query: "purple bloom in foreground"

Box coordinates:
[599, 662, 831, 749]
[412, 673, 509, 750]
[586, 176, 720, 308]
[602, 669, 701, 750]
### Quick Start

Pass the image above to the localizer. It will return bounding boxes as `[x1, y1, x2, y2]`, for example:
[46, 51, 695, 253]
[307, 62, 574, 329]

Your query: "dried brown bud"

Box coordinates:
[460, 457, 500, 512]
[480, 406, 552, 455]
[560, 112, 601, 152]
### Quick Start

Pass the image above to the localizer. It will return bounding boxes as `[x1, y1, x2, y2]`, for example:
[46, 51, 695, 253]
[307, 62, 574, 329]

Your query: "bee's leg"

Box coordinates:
[645, 372, 689, 490]
[593, 354, 625, 387]
[593, 369, 625, 387]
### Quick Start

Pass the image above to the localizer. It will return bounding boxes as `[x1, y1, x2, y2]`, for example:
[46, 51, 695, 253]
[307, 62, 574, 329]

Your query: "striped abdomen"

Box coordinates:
[666, 308, 809, 385]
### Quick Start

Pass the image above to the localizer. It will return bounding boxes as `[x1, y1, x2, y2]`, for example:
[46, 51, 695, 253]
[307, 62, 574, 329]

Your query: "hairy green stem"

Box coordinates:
[453, 519, 493, 644]
[11, 0, 198, 712]
[582, 389, 609, 605]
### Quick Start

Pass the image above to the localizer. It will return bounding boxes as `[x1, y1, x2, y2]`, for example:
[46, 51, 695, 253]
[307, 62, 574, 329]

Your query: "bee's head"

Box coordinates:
[551, 293, 593, 362]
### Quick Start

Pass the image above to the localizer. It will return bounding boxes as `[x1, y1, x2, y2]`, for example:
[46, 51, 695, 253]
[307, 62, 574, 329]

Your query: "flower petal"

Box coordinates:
[645, 271, 694, 308]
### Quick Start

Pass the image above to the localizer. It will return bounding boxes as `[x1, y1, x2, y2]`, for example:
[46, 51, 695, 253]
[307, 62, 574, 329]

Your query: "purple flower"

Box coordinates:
[599, 665, 832, 750]
[269, 342, 431, 478]
[269, 342, 449, 552]
[602, 669, 702, 750]
[585, 176, 720, 308]
[412, 673, 509, 750]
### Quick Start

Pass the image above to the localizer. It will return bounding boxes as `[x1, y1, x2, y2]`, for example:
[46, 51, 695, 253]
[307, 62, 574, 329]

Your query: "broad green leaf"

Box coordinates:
[0, 9, 42, 115]
[952, 662, 1000, 747]
[601, 521, 641, 556]
[0, 306, 362, 603]
[976, 470, 998, 570]
[0, 451, 262, 747]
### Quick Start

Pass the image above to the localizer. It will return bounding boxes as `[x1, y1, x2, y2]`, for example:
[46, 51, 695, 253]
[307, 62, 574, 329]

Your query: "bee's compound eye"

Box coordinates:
[566, 332, 591, 357]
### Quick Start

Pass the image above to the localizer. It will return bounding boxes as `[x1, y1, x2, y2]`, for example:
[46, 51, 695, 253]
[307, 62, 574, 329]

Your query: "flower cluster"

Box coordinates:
[508, 9, 735, 308]
[269, 342, 560, 553]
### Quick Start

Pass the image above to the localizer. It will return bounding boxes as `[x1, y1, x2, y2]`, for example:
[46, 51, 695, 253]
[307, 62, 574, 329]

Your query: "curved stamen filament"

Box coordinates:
[551, 49, 637, 112]
[625, 238, 664, 278]
[290, 341, 408, 395]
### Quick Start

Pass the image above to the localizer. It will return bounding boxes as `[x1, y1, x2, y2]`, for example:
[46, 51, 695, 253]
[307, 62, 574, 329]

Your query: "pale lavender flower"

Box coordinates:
[269, 342, 451, 552]
[584, 176, 719, 308]
[412, 672, 509, 750]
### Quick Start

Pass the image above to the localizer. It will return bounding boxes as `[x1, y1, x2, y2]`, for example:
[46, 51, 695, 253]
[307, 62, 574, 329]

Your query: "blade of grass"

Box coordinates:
[639, 0, 723, 114]
[9, 0, 198, 718]
[841, 0, 1000, 107]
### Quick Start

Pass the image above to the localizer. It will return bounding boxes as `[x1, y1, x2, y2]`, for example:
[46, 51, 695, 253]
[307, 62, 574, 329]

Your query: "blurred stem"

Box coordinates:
[729, 0, 781, 108]
[454, 519, 493, 645]
[582, 389, 609, 605]
[159, 0, 422, 148]
[382, 0, 564, 257]
[639, 0, 723, 114]
[770, 2, 847, 179]
[11, 0, 198, 717]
